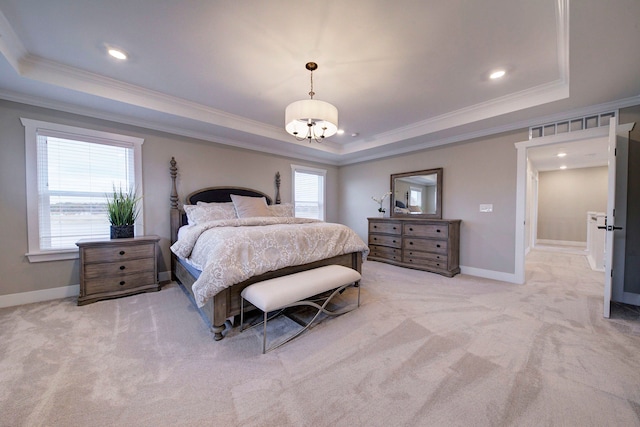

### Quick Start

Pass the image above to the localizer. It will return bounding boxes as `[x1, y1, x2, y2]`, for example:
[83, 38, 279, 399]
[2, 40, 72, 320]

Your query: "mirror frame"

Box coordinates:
[390, 168, 443, 219]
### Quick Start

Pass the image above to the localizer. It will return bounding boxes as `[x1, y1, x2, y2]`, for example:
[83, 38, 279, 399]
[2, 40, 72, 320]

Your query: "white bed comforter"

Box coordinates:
[170, 217, 369, 307]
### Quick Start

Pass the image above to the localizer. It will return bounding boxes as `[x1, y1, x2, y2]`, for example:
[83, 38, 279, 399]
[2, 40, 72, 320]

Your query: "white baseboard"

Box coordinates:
[0, 285, 80, 309]
[536, 239, 587, 248]
[0, 271, 172, 309]
[460, 266, 518, 284]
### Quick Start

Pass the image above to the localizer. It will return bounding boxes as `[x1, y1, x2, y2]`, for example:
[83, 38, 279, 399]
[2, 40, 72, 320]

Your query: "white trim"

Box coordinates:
[0, 285, 80, 309]
[460, 266, 518, 284]
[21, 118, 145, 262]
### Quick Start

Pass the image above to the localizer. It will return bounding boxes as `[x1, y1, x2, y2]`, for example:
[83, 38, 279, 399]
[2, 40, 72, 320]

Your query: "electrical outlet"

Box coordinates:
[480, 204, 493, 213]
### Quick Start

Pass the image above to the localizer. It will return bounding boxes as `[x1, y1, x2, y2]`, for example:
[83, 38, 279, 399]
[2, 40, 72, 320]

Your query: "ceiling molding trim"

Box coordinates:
[339, 79, 570, 155]
[16, 55, 346, 156]
[337, 96, 640, 166]
[0, 9, 27, 71]
[0, 88, 341, 166]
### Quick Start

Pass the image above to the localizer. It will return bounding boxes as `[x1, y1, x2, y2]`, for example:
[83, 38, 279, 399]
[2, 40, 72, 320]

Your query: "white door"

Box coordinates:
[603, 119, 618, 318]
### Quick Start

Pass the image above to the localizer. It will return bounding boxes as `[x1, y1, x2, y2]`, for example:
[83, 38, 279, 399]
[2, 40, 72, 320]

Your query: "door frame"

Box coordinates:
[513, 122, 634, 284]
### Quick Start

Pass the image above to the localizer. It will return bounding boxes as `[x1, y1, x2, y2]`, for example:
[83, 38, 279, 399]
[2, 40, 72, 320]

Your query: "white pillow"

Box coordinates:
[184, 202, 237, 224]
[267, 203, 295, 217]
[230, 194, 272, 218]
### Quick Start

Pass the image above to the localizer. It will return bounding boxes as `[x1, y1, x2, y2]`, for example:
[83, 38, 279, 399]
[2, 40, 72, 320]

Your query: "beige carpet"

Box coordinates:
[1, 250, 640, 426]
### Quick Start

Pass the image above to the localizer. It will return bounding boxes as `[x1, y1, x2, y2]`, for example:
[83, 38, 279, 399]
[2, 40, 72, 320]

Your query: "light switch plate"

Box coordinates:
[480, 204, 493, 213]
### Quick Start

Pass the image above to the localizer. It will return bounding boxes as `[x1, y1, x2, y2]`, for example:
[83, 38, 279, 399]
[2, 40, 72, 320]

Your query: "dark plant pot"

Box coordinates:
[110, 225, 134, 239]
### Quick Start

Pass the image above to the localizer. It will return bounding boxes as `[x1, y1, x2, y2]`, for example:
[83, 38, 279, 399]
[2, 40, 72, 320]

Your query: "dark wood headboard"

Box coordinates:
[169, 157, 281, 244]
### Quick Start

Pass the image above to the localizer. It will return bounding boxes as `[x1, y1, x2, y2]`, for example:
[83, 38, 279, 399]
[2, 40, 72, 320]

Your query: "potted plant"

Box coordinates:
[106, 185, 140, 239]
[371, 191, 392, 217]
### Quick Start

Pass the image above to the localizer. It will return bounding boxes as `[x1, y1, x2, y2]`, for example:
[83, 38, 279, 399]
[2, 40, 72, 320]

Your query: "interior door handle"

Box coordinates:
[610, 225, 623, 231]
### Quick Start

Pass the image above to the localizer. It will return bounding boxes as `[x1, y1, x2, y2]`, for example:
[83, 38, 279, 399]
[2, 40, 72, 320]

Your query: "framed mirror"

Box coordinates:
[390, 168, 443, 219]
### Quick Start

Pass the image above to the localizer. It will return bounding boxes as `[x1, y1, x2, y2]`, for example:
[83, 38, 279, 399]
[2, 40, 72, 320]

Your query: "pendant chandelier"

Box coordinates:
[285, 62, 338, 143]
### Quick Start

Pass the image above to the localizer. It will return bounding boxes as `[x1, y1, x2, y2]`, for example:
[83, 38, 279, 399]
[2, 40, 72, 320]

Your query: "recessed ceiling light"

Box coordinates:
[560, 165, 567, 170]
[557, 152, 567, 158]
[108, 48, 127, 60]
[489, 70, 506, 79]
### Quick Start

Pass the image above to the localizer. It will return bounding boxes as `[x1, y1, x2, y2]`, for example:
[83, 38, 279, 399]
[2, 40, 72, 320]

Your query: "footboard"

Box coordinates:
[173, 252, 362, 340]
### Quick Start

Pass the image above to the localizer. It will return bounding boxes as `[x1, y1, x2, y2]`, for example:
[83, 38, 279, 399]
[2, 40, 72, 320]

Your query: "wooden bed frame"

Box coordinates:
[169, 157, 363, 340]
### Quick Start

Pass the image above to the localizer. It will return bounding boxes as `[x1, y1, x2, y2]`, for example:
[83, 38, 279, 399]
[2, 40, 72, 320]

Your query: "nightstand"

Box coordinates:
[76, 235, 160, 306]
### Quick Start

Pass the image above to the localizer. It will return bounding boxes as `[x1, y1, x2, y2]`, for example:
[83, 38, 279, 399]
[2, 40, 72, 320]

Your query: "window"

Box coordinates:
[410, 187, 422, 207]
[291, 165, 326, 220]
[22, 118, 144, 262]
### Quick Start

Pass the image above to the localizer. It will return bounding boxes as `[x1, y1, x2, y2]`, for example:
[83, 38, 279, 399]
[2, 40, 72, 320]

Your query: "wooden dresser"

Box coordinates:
[76, 235, 160, 305]
[368, 218, 461, 277]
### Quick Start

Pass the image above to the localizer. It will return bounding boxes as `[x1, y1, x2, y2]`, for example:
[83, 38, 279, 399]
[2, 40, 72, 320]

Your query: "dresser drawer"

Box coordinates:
[369, 234, 402, 248]
[369, 244, 401, 261]
[403, 249, 447, 263]
[84, 272, 157, 295]
[83, 243, 155, 263]
[404, 256, 447, 270]
[369, 221, 402, 235]
[403, 223, 449, 238]
[84, 257, 155, 279]
[403, 238, 447, 254]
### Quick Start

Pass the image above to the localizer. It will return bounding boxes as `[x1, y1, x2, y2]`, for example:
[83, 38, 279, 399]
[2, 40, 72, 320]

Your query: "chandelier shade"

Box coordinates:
[285, 99, 338, 141]
[285, 62, 338, 142]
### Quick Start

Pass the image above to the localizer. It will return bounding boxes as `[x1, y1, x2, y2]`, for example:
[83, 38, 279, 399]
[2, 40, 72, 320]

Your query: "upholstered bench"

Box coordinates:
[240, 264, 362, 353]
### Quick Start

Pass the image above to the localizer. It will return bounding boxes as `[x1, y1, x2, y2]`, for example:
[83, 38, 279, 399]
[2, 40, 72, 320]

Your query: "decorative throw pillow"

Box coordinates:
[267, 203, 295, 217]
[184, 202, 237, 224]
[230, 194, 273, 218]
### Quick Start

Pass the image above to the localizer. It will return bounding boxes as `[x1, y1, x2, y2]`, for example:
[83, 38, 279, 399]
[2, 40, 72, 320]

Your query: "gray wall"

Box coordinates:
[0, 99, 338, 297]
[339, 130, 523, 274]
[537, 166, 608, 243]
[3, 98, 640, 299]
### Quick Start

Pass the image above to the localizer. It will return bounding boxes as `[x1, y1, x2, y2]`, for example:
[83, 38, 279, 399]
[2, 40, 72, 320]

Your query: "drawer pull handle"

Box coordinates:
[119, 250, 125, 255]
[374, 225, 377, 229]
[436, 229, 441, 233]
[392, 240, 397, 243]
[119, 265, 126, 270]
[393, 226, 397, 230]
[409, 242, 413, 245]
[437, 244, 441, 248]
[409, 227, 413, 231]
[119, 281, 125, 286]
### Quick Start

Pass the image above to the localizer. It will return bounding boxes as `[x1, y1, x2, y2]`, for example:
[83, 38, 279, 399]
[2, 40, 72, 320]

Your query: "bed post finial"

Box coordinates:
[275, 171, 281, 205]
[170, 157, 178, 209]
[170, 157, 180, 245]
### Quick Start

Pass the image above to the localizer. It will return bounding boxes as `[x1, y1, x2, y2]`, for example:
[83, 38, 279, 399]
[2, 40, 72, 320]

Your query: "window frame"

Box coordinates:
[291, 164, 327, 221]
[22, 118, 144, 262]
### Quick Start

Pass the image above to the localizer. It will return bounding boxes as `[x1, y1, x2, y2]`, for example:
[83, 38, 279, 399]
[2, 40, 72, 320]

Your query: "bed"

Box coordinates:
[169, 157, 368, 340]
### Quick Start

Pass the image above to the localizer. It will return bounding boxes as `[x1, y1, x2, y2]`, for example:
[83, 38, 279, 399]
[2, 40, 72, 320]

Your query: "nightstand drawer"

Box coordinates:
[369, 234, 402, 248]
[83, 243, 155, 263]
[84, 257, 155, 279]
[369, 221, 402, 235]
[84, 272, 157, 295]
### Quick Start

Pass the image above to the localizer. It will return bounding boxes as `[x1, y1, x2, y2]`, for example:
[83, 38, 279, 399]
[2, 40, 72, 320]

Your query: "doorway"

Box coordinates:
[514, 122, 634, 284]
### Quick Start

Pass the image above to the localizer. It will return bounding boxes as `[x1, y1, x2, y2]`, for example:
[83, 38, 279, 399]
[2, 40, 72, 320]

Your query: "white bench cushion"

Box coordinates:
[241, 265, 361, 312]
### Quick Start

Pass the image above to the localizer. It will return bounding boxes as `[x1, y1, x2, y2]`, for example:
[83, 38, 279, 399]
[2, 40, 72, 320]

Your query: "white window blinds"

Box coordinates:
[292, 166, 326, 220]
[37, 134, 136, 249]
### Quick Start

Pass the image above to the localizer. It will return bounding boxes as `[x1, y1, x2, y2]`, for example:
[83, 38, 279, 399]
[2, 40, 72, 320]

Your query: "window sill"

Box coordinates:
[26, 249, 79, 263]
